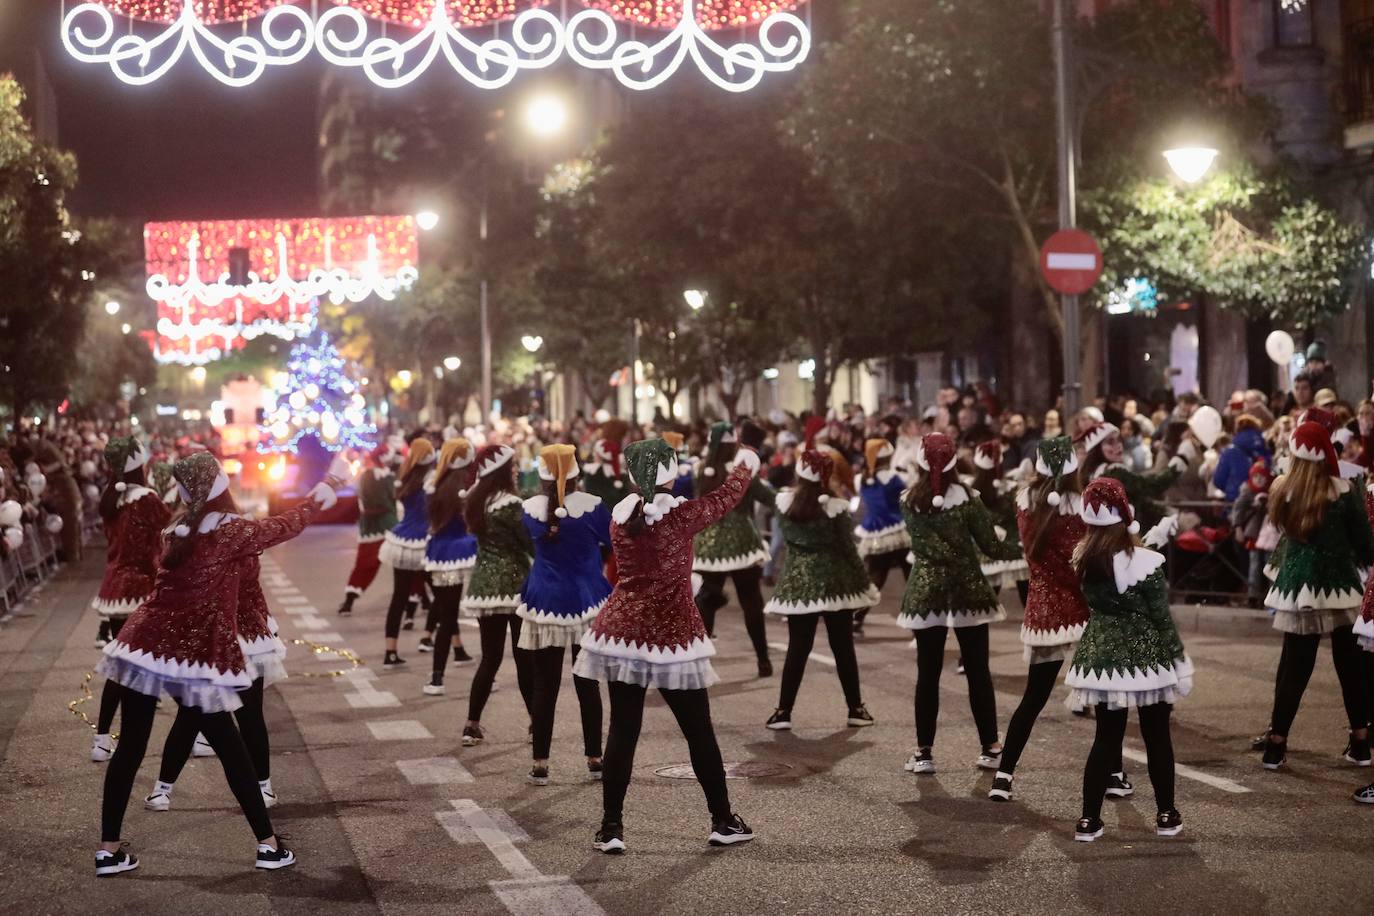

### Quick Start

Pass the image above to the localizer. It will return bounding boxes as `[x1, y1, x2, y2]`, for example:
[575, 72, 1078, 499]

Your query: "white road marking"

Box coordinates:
[303, 630, 345, 643]
[437, 805, 529, 844]
[1120, 747, 1251, 794]
[767, 642, 835, 667]
[345, 690, 401, 709]
[295, 614, 331, 631]
[397, 756, 474, 785]
[277, 605, 319, 616]
[449, 799, 540, 879]
[367, 720, 433, 741]
[272, 594, 311, 605]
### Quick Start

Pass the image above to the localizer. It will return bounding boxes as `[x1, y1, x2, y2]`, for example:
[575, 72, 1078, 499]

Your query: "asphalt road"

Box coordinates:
[2, 524, 1372, 916]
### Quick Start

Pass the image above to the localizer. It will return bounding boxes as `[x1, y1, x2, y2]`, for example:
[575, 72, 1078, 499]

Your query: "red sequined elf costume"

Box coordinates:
[89, 438, 172, 765]
[92, 452, 338, 878]
[574, 439, 760, 854]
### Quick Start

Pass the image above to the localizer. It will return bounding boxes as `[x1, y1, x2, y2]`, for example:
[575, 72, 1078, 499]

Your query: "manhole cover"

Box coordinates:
[654, 762, 795, 780]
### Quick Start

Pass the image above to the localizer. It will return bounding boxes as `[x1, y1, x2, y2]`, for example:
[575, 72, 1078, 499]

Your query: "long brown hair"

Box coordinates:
[1268, 458, 1334, 542]
[903, 469, 938, 514]
[785, 478, 826, 523]
[162, 489, 238, 570]
[427, 465, 473, 534]
[464, 463, 517, 538]
[99, 464, 148, 525]
[396, 460, 430, 501]
[540, 478, 567, 540]
[1021, 471, 1084, 561]
[1072, 523, 1139, 583]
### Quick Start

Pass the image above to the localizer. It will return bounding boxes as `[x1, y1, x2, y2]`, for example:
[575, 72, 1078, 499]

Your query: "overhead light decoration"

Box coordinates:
[145, 214, 419, 365]
[63, 0, 811, 92]
[259, 333, 377, 454]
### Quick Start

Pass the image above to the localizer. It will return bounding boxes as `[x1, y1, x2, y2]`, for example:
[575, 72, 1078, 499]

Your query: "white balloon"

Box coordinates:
[2, 526, 21, 551]
[26, 474, 46, 497]
[84, 484, 100, 502]
[44, 515, 64, 534]
[1265, 330, 1295, 366]
[80, 460, 97, 477]
[0, 500, 21, 527]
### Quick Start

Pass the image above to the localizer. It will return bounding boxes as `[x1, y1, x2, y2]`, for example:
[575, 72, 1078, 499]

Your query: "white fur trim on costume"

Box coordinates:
[515, 597, 607, 627]
[115, 481, 128, 492]
[1081, 500, 1125, 527]
[572, 650, 718, 691]
[580, 631, 716, 664]
[1034, 450, 1079, 478]
[1265, 583, 1365, 612]
[100, 640, 252, 690]
[974, 450, 997, 471]
[693, 547, 771, 572]
[703, 467, 717, 477]
[612, 492, 687, 526]
[173, 524, 191, 537]
[797, 462, 821, 482]
[773, 489, 847, 518]
[1015, 488, 1082, 516]
[1080, 423, 1117, 455]
[1112, 548, 1166, 593]
[460, 593, 522, 616]
[91, 595, 145, 618]
[1021, 622, 1086, 647]
[855, 524, 910, 556]
[424, 555, 477, 573]
[903, 483, 970, 514]
[523, 491, 601, 522]
[487, 492, 522, 512]
[731, 448, 761, 476]
[125, 444, 151, 472]
[117, 485, 155, 507]
[765, 584, 882, 616]
[656, 456, 678, 487]
[1065, 655, 1191, 702]
[897, 605, 1007, 630]
[478, 446, 515, 478]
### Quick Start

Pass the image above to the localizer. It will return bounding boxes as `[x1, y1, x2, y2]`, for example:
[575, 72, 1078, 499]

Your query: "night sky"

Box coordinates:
[0, 0, 323, 220]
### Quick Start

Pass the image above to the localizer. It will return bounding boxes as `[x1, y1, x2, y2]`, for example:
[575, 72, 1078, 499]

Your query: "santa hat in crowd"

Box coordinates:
[170, 452, 230, 537]
[618, 439, 682, 526]
[1080, 477, 1139, 534]
[703, 421, 737, 476]
[538, 444, 580, 518]
[475, 444, 515, 479]
[797, 449, 835, 501]
[1247, 458, 1274, 494]
[802, 416, 826, 451]
[864, 438, 894, 483]
[1289, 421, 1339, 477]
[1074, 421, 1118, 455]
[594, 437, 625, 488]
[1035, 436, 1079, 507]
[103, 436, 149, 492]
[973, 440, 1002, 471]
[1298, 406, 1338, 434]
[915, 433, 958, 507]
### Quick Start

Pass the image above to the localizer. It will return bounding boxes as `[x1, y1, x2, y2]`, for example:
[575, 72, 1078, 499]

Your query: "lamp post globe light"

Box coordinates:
[524, 93, 570, 140]
[521, 335, 544, 353]
[416, 210, 440, 232]
[684, 289, 708, 311]
[1163, 147, 1219, 184]
[443, 355, 461, 371]
[104, 300, 120, 315]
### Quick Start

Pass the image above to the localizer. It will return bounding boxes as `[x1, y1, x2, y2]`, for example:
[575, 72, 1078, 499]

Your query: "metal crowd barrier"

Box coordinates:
[1, 510, 96, 617]
[1164, 498, 1250, 604]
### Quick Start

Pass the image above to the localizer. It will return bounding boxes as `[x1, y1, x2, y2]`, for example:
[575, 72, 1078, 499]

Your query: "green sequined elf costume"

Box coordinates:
[1065, 476, 1190, 843]
[763, 450, 879, 730]
[1076, 421, 1186, 531]
[694, 421, 776, 676]
[899, 433, 1021, 776]
[970, 440, 1029, 598]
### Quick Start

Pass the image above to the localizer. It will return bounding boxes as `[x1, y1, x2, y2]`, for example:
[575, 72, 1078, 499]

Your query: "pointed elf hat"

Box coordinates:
[104, 436, 149, 476]
[1289, 421, 1339, 477]
[915, 433, 958, 507]
[399, 438, 436, 481]
[1080, 477, 1139, 534]
[538, 444, 580, 517]
[1034, 436, 1079, 507]
[171, 452, 229, 536]
[625, 438, 678, 494]
[864, 438, 894, 477]
[593, 437, 623, 474]
[433, 437, 473, 491]
[475, 444, 515, 479]
[1075, 421, 1118, 455]
[1298, 406, 1338, 435]
[973, 440, 1001, 471]
[797, 449, 835, 488]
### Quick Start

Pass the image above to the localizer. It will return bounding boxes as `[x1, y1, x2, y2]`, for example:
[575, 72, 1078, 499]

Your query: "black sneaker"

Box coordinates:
[383, 651, 406, 668]
[765, 708, 792, 731]
[453, 646, 475, 666]
[976, 745, 1003, 771]
[337, 594, 356, 616]
[1105, 771, 1134, 798]
[846, 705, 875, 728]
[461, 724, 484, 747]
[1250, 729, 1271, 752]
[95, 848, 139, 877]
[255, 842, 296, 870]
[416, 637, 434, 654]
[588, 759, 603, 781]
[593, 821, 626, 854]
[1353, 782, 1374, 804]
[905, 747, 935, 775]
[757, 658, 773, 678]
[1156, 808, 1183, 837]
[1074, 817, 1104, 842]
[1262, 739, 1287, 770]
[988, 772, 1014, 802]
[1342, 733, 1371, 767]
[402, 616, 416, 632]
[707, 813, 755, 846]
[529, 766, 549, 786]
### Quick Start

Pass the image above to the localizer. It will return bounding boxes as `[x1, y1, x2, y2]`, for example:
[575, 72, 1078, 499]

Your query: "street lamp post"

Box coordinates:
[1052, 0, 1081, 419]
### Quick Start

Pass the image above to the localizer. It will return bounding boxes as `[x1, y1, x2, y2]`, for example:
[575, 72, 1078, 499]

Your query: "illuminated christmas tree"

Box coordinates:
[259, 333, 376, 455]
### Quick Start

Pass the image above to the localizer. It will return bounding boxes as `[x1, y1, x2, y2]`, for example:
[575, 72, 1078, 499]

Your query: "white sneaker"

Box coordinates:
[191, 735, 215, 758]
[905, 750, 935, 774]
[144, 791, 171, 812]
[261, 788, 277, 809]
[422, 681, 445, 696]
[91, 734, 115, 763]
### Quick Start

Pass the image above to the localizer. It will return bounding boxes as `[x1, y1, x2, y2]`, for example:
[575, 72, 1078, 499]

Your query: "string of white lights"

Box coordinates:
[62, 1, 811, 92]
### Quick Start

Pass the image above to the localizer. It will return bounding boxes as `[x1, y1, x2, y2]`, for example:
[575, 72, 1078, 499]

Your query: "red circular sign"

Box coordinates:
[1040, 228, 1103, 295]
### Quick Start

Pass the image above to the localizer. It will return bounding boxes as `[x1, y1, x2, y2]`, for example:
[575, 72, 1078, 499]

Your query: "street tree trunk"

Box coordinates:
[812, 346, 836, 418]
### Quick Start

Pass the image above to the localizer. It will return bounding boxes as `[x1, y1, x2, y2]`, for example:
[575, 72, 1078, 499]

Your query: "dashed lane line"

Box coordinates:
[767, 642, 835, 667]
[367, 720, 433, 741]
[397, 756, 474, 785]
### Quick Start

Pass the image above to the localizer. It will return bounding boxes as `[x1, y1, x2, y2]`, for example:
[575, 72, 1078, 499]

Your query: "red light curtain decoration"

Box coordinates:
[64, 0, 811, 91]
[145, 215, 419, 366]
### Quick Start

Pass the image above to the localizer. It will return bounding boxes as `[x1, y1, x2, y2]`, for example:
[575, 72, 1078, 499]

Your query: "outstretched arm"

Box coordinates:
[967, 497, 1023, 562]
[232, 481, 337, 556]
[675, 458, 757, 538]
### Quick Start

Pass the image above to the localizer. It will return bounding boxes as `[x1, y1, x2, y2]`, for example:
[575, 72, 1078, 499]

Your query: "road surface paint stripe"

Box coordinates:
[304, 630, 345, 643]
[296, 614, 331, 631]
[1120, 747, 1251, 794]
[277, 605, 318, 616]
[460, 619, 480, 629]
[1046, 252, 1097, 270]
[272, 594, 310, 605]
[345, 691, 401, 708]
[437, 805, 529, 844]
[450, 799, 544, 881]
[490, 875, 607, 916]
[397, 756, 474, 785]
[767, 643, 835, 667]
[368, 720, 433, 741]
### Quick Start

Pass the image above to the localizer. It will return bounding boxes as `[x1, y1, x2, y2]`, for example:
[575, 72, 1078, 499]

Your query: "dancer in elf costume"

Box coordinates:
[94, 453, 338, 876]
[1066, 477, 1191, 842]
[971, 440, 1030, 606]
[378, 438, 435, 668]
[694, 421, 775, 677]
[1258, 421, 1372, 771]
[853, 438, 910, 637]
[420, 438, 479, 695]
[575, 438, 761, 853]
[661, 431, 696, 500]
[89, 438, 171, 764]
[1077, 421, 1188, 530]
[583, 421, 629, 504]
[898, 433, 1021, 775]
[337, 443, 398, 616]
[459, 445, 536, 746]
[517, 444, 609, 785]
[989, 438, 1131, 802]
[763, 449, 879, 731]
[149, 460, 177, 506]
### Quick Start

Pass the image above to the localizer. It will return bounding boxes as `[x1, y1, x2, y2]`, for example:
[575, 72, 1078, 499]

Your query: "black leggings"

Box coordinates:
[468, 614, 534, 723]
[385, 567, 424, 639]
[96, 618, 127, 734]
[696, 567, 769, 662]
[858, 550, 910, 625]
[913, 625, 998, 748]
[1270, 626, 1367, 737]
[159, 678, 271, 783]
[602, 681, 731, 823]
[429, 584, 465, 681]
[102, 686, 272, 842]
[529, 645, 602, 760]
[998, 660, 1061, 775]
[1082, 703, 1174, 819]
[777, 611, 862, 710]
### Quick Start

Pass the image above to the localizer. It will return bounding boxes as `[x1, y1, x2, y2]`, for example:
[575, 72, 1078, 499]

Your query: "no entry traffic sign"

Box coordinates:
[1040, 228, 1103, 295]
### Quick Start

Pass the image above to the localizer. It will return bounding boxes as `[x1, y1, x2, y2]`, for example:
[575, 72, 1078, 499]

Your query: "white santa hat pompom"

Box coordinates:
[458, 489, 469, 499]
[115, 482, 128, 492]
[703, 467, 716, 477]
[614, 479, 624, 489]
[1046, 490, 1061, 507]
[555, 507, 568, 519]
[174, 524, 191, 537]
[932, 494, 945, 508]
[818, 494, 830, 505]
[1128, 520, 1141, 535]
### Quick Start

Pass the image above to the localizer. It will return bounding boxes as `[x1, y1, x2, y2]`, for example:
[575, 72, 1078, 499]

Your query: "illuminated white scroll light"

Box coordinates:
[62, 0, 811, 92]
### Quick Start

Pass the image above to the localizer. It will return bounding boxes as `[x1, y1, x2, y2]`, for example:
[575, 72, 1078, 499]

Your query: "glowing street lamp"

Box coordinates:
[521, 335, 544, 353]
[684, 289, 708, 311]
[104, 300, 120, 315]
[189, 366, 207, 383]
[416, 210, 440, 232]
[1163, 147, 1219, 184]
[121, 323, 131, 335]
[443, 355, 462, 371]
[524, 92, 570, 139]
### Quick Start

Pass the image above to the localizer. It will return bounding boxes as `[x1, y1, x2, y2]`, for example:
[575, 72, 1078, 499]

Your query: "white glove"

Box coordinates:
[848, 495, 861, 513]
[731, 448, 761, 476]
[1141, 515, 1178, 549]
[309, 482, 338, 512]
[1176, 439, 1199, 463]
[1168, 455, 1189, 474]
[327, 454, 356, 487]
